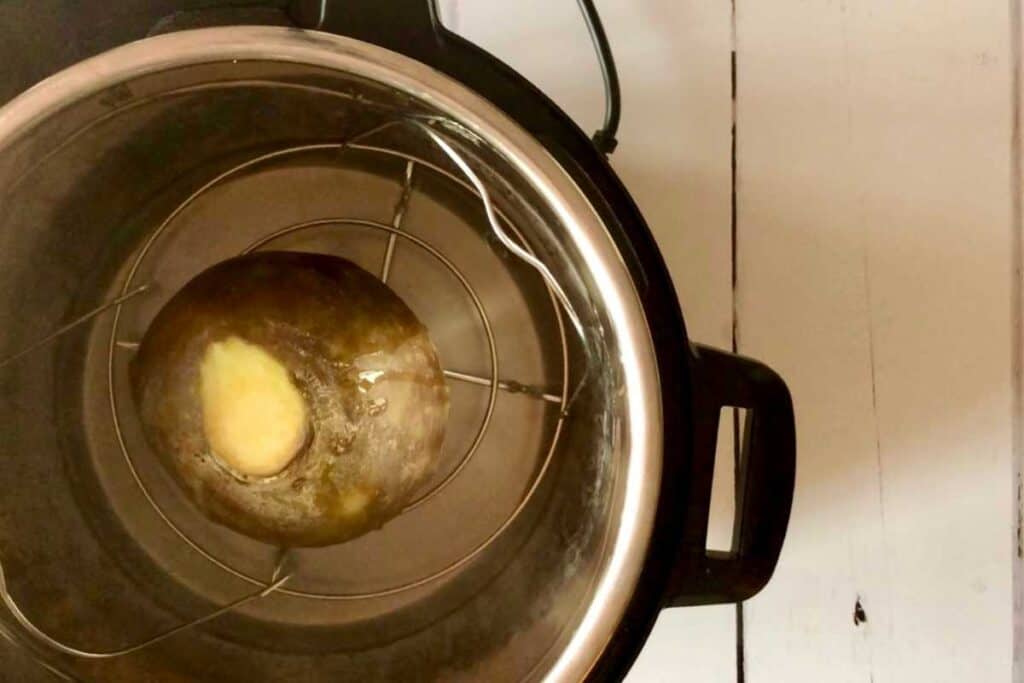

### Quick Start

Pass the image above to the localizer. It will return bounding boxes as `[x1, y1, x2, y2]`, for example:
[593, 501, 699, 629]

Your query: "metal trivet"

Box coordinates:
[0, 116, 588, 660]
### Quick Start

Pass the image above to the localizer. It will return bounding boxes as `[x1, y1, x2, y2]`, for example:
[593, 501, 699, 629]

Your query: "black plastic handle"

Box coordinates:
[288, 0, 621, 154]
[289, 0, 445, 54]
[666, 344, 795, 607]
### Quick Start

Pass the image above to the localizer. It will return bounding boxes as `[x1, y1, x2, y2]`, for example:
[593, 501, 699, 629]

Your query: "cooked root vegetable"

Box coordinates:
[130, 251, 450, 547]
[199, 335, 310, 478]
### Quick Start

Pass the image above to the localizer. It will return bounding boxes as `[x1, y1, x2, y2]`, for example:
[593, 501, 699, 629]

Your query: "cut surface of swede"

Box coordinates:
[199, 335, 309, 477]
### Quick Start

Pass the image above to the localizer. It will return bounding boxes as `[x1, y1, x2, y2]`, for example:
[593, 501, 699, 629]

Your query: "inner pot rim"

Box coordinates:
[0, 25, 664, 681]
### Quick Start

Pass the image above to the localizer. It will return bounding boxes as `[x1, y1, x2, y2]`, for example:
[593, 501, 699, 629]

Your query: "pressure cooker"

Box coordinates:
[0, 1, 795, 680]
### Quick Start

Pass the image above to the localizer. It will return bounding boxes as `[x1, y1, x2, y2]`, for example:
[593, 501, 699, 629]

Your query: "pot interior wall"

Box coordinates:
[0, 56, 632, 681]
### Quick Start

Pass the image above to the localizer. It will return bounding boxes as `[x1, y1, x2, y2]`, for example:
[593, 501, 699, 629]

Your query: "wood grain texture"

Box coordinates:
[734, 1, 1015, 681]
[441, 1, 739, 680]
[1013, 0, 1023, 677]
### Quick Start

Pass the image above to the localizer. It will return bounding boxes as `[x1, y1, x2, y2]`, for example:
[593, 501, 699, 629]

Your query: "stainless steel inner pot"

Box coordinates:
[0, 27, 661, 682]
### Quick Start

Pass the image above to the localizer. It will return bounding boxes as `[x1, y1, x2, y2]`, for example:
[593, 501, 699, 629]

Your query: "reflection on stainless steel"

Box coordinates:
[0, 27, 661, 682]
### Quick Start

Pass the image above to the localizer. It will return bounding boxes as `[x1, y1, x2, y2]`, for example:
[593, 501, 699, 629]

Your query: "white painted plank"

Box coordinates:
[1014, 1, 1024, 677]
[442, 2, 738, 680]
[735, 2, 1014, 681]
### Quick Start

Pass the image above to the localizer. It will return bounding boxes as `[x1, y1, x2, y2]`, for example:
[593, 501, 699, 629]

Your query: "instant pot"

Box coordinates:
[0, 2, 795, 680]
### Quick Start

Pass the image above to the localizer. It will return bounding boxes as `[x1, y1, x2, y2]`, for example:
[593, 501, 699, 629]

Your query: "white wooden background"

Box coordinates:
[443, 1, 1021, 681]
